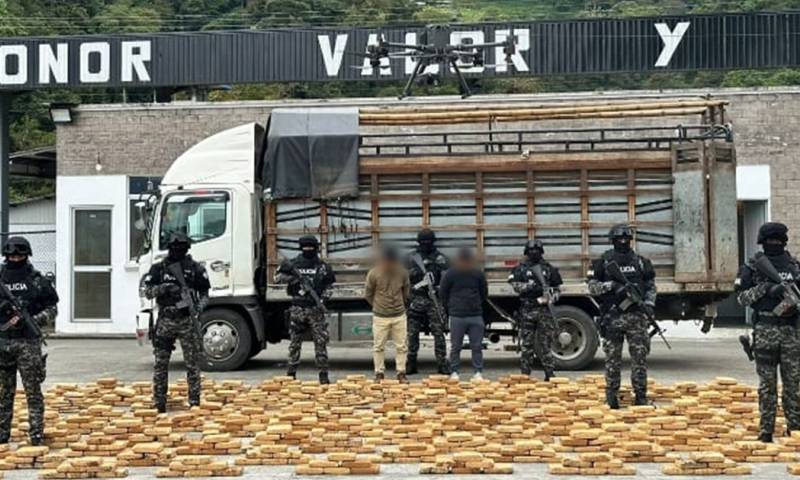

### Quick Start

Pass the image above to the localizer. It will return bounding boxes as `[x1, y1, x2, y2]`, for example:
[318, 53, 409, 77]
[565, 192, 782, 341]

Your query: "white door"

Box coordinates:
[156, 190, 233, 297]
[72, 208, 112, 322]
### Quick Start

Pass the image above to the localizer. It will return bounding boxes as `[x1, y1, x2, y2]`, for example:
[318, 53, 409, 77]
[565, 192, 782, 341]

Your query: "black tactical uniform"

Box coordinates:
[405, 229, 450, 375]
[735, 222, 800, 443]
[508, 239, 563, 380]
[141, 233, 210, 412]
[276, 236, 336, 384]
[587, 224, 657, 409]
[0, 237, 58, 445]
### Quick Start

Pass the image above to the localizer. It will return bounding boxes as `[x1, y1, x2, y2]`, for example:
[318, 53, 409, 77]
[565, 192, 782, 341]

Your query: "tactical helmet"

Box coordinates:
[523, 239, 544, 255]
[298, 235, 319, 248]
[757, 222, 789, 244]
[2, 236, 31, 256]
[608, 224, 634, 243]
[165, 231, 192, 248]
[417, 228, 436, 243]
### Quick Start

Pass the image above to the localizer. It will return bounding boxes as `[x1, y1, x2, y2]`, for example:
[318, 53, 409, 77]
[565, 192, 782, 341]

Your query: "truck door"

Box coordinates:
[157, 190, 233, 297]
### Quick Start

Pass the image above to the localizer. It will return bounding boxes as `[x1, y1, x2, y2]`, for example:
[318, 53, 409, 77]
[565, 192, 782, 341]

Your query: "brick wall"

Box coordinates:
[56, 87, 800, 245]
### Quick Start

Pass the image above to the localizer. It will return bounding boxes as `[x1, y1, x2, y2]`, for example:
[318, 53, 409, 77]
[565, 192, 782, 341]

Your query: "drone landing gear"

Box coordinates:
[449, 59, 472, 99]
[399, 58, 424, 100]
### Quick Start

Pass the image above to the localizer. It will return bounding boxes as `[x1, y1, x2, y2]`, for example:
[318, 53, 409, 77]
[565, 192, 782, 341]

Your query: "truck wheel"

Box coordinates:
[551, 306, 599, 371]
[200, 309, 252, 371]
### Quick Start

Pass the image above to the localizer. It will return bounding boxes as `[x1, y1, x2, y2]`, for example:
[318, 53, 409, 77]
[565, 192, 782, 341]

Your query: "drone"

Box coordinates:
[352, 24, 518, 99]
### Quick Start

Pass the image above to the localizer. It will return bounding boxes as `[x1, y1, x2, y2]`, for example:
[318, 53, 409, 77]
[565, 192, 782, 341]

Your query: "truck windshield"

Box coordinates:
[159, 191, 229, 250]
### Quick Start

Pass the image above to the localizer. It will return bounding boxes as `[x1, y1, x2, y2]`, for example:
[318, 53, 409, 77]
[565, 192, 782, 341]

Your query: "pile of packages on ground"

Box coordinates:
[3, 375, 800, 477]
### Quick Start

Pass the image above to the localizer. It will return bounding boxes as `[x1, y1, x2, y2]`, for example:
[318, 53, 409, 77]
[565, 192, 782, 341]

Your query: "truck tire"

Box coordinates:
[200, 308, 252, 371]
[551, 305, 599, 371]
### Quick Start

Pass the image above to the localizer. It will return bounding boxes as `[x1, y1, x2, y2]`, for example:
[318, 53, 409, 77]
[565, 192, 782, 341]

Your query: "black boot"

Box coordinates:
[188, 398, 200, 408]
[0, 433, 9, 444]
[155, 402, 166, 414]
[544, 369, 554, 382]
[634, 393, 649, 406]
[286, 370, 296, 380]
[406, 357, 418, 375]
[29, 435, 43, 447]
[606, 391, 620, 410]
[319, 371, 330, 385]
[758, 432, 773, 443]
[437, 363, 451, 375]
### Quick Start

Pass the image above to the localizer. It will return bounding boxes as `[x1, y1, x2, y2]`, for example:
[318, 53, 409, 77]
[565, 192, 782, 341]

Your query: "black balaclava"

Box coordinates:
[4, 255, 27, 270]
[168, 243, 189, 261]
[299, 236, 319, 260]
[527, 249, 543, 263]
[613, 236, 632, 254]
[417, 229, 436, 255]
[302, 246, 318, 259]
[763, 239, 786, 257]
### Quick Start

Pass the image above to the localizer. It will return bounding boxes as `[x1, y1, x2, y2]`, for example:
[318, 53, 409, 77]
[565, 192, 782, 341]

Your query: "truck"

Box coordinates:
[135, 95, 738, 371]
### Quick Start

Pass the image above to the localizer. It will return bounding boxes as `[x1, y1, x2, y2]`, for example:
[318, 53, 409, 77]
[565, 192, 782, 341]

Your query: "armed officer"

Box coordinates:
[276, 236, 336, 384]
[508, 239, 563, 381]
[587, 224, 657, 409]
[405, 228, 450, 375]
[0, 237, 58, 445]
[735, 222, 800, 443]
[141, 232, 210, 413]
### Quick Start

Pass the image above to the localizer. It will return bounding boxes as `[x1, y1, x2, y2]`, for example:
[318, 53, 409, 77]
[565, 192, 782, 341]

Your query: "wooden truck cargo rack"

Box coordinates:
[265, 99, 736, 299]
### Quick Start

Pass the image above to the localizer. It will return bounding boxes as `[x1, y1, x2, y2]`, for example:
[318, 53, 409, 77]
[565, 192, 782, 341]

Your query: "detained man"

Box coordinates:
[440, 247, 488, 382]
[365, 244, 411, 383]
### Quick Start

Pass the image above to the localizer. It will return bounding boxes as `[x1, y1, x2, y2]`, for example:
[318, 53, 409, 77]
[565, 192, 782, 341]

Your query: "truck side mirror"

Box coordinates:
[134, 202, 148, 231]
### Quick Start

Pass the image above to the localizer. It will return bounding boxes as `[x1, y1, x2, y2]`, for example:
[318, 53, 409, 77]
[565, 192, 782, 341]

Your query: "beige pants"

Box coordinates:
[373, 313, 408, 374]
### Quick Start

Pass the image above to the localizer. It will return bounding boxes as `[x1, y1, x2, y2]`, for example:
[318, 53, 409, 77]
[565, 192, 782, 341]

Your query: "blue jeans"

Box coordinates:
[449, 315, 484, 373]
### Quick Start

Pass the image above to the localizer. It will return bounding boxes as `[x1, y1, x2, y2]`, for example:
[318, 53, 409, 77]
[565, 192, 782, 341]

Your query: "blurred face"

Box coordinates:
[7, 254, 25, 263]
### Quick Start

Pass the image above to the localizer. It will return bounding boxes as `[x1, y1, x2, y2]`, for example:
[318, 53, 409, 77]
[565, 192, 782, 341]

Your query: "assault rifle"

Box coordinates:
[0, 281, 42, 338]
[411, 254, 446, 326]
[279, 262, 328, 313]
[166, 262, 211, 367]
[605, 261, 671, 350]
[751, 254, 800, 316]
[531, 263, 557, 319]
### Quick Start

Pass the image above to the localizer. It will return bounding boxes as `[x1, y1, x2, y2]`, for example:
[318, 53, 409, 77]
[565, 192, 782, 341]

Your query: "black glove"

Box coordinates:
[156, 283, 180, 296]
[766, 282, 784, 299]
[278, 260, 293, 274]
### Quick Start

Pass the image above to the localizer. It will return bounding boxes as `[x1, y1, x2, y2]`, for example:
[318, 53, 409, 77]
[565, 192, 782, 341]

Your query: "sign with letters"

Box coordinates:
[0, 12, 794, 90]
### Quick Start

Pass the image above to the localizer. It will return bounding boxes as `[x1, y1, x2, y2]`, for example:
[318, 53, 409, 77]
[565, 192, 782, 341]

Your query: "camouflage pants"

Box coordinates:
[518, 304, 557, 375]
[153, 312, 202, 408]
[0, 339, 45, 442]
[752, 321, 800, 436]
[602, 311, 650, 397]
[407, 296, 448, 371]
[287, 306, 329, 373]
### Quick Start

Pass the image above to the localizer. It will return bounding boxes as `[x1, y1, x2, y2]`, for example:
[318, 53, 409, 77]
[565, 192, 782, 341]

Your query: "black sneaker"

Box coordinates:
[319, 371, 330, 385]
[758, 433, 773, 443]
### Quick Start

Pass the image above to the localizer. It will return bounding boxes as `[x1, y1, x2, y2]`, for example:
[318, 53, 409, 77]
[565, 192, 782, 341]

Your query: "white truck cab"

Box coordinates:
[137, 123, 268, 370]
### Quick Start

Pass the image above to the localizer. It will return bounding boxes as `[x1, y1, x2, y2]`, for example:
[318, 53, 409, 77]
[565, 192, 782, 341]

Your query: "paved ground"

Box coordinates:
[44, 329, 753, 386]
[30, 331, 789, 479]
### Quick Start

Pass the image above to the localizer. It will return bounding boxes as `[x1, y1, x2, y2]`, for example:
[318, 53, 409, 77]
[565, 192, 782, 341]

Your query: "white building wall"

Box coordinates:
[56, 175, 139, 335]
